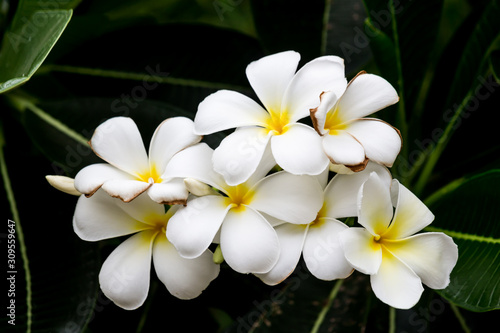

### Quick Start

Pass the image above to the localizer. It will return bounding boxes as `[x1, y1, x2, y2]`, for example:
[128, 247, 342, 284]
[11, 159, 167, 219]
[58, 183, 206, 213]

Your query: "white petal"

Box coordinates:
[46, 175, 81, 196]
[147, 179, 188, 205]
[384, 179, 435, 239]
[370, 248, 424, 309]
[322, 162, 391, 219]
[101, 179, 152, 202]
[112, 189, 166, 223]
[74, 163, 134, 196]
[73, 190, 150, 241]
[357, 172, 393, 235]
[345, 119, 402, 167]
[245, 50, 300, 113]
[283, 56, 347, 122]
[255, 223, 308, 285]
[383, 233, 458, 289]
[220, 206, 279, 274]
[152, 235, 219, 300]
[166, 195, 229, 259]
[163, 143, 227, 192]
[310, 90, 338, 135]
[194, 90, 269, 134]
[335, 72, 399, 121]
[322, 131, 366, 167]
[99, 230, 156, 310]
[213, 126, 273, 186]
[339, 227, 382, 275]
[270, 123, 329, 176]
[148, 117, 201, 174]
[90, 117, 149, 176]
[249, 171, 323, 224]
[303, 218, 353, 280]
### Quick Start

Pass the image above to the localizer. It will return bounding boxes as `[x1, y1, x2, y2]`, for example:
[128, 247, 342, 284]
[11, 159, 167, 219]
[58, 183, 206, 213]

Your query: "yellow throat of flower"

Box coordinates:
[324, 107, 347, 135]
[265, 109, 290, 135]
[136, 164, 163, 183]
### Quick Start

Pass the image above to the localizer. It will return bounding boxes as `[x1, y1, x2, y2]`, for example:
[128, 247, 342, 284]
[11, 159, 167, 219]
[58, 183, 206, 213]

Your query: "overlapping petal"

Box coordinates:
[255, 223, 308, 285]
[270, 123, 329, 176]
[303, 218, 353, 280]
[101, 179, 152, 202]
[321, 131, 366, 167]
[334, 72, 399, 121]
[246, 50, 301, 113]
[322, 162, 391, 219]
[152, 235, 220, 300]
[383, 233, 458, 289]
[194, 90, 269, 135]
[74, 163, 134, 196]
[384, 179, 435, 239]
[249, 171, 323, 224]
[166, 195, 231, 259]
[220, 206, 280, 274]
[370, 249, 424, 309]
[340, 227, 382, 275]
[212, 126, 273, 186]
[99, 230, 156, 310]
[282, 55, 346, 122]
[73, 190, 149, 241]
[148, 117, 201, 174]
[147, 179, 189, 205]
[344, 119, 402, 167]
[357, 172, 393, 236]
[90, 117, 149, 176]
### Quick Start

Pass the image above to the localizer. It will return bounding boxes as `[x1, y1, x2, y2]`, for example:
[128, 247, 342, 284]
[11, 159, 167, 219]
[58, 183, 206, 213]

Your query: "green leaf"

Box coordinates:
[426, 170, 500, 312]
[0, 0, 75, 93]
[250, 0, 326, 63]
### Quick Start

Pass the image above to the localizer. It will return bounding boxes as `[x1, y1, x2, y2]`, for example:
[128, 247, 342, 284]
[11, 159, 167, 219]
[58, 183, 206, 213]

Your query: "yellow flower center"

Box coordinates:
[225, 183, 253, 212]
[265, 110, 290, 135]
[142, 212, 168, 234]
[136, 164, 163, 183]
[324, 107, 347, 135]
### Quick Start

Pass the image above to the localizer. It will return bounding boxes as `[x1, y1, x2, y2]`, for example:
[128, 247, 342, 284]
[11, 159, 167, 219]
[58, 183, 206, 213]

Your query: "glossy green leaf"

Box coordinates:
[426, 170, 500, 311]
[0, 0, 75, 93]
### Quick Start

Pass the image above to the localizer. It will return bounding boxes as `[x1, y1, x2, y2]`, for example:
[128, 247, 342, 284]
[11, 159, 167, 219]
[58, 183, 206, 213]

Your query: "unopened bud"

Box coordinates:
[184, 178, 216, 196]
[46, 175, 81, 196]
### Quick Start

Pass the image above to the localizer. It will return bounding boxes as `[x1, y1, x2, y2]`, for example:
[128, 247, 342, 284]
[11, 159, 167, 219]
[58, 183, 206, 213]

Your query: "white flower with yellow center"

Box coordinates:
[194, 50, 348, 185]
[339, 172, 458, 309]
[310, 71, 402, 172]
[74, 116, 201, 204]
[163, 143, 324, 274]
[256, 162, 392, 285]
[73, 190, 219, 310]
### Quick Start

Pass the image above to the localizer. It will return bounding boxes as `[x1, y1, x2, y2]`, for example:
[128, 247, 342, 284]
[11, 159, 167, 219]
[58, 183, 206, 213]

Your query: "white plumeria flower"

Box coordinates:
[73, 190, 220, 310]
[74, 116, 201, 204]
[163, 143, 324, 274]
[310, 71, 402, 172]
[194, 50, 348, 185]
[256, 162, 392, 285]
[339, 172, 458, 309]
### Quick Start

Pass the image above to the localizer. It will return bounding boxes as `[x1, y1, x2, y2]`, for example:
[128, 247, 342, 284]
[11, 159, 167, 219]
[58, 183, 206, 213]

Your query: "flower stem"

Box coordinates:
[310, 279, 343, 333]
[450, 303, 471, 333]
[0, 121, 32, 332]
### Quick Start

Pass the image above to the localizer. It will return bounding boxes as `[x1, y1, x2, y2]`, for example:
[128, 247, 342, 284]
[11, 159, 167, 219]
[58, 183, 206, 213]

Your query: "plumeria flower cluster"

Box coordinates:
[48, 50, 458, 310]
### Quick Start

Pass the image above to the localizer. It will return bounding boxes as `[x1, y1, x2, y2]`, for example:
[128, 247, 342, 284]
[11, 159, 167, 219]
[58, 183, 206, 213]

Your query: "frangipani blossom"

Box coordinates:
[73, 190, 219, 310]
[74, 116, 201, 204]
[310, 71, 402, 172]
[194, 50, 348, 185]
[163, 143, 324, 274]
[256, 162, 392, 285]
[339, 172, 458, 309]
